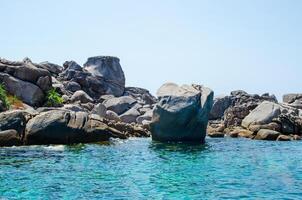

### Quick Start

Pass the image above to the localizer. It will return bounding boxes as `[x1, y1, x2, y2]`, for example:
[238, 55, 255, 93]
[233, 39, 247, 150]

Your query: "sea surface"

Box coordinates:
[0, 137, 302, 200]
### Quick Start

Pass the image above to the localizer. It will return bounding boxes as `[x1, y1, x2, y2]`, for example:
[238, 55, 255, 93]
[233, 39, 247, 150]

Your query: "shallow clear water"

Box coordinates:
[1, 137, 302, 200]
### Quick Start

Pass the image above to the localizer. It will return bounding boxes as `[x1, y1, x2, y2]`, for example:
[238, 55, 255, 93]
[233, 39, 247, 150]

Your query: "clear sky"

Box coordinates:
[1, 0, 301, 99]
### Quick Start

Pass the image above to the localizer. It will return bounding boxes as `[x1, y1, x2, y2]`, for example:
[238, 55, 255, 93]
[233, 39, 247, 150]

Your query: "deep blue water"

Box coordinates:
[0, 137, 302, 200]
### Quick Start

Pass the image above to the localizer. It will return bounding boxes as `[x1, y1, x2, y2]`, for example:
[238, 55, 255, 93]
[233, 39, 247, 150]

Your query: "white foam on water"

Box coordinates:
[43, 145, 65, 151]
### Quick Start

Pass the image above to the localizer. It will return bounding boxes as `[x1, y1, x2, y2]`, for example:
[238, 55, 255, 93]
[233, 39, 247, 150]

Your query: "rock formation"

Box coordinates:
[150, 83, 214, 142]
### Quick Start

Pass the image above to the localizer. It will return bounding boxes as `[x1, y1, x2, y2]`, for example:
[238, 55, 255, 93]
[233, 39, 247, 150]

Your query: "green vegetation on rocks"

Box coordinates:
[46, 88, 64, 107]
[0, 84, 10, 110]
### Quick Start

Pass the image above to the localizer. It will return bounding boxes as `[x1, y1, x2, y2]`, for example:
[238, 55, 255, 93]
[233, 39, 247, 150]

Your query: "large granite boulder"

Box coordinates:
[242, 101, 281, 128]
[103, 96, 136, 115]
[83, 56, 125, 96]
[0, 110, 30, 134]
[224, 91, 277, 127]
[0, 58, 53, 106]
[25, 110, 126, 145]
[0, 73, 44, 106]
[150, 83, 214, 142]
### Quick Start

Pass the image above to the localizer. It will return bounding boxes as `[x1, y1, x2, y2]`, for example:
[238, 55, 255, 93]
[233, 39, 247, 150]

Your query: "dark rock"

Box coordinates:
[0, 110, 29, 135]
[124, 87, 157, 105]
[83, 56, 125, 97]
[39, 61, 63, 75]
[0, 129, 22, 147]
[64, 81, 81, 92]
[150, 83, 214, 142]
[0, 72, 44, 106]
[25, 110, 126, 145]
[209, 95, 232, 120]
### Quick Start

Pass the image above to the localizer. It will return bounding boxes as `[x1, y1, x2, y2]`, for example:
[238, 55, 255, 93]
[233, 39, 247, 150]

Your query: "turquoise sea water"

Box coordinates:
[0, 137, 302, 200]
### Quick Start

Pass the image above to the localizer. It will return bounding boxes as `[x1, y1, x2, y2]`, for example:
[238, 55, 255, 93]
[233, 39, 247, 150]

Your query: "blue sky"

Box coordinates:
[1, 0, 301, 99]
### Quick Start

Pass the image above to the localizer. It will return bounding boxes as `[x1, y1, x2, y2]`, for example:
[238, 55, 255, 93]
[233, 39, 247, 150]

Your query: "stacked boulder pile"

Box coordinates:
[208, 90, 302, 141]
[0, 56, 156, 146]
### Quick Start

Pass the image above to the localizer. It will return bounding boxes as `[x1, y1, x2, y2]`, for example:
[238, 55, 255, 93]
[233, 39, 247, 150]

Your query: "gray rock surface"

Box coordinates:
[120, 107, 141, 123]
[242, 101, 281, 128]
[209, 95, 232, 120]
[136, 109, 153, 124]
[91, 103, 107, 117]
[150, 83, 214, 142]
[83, 56, 125, 96]
[283, 93, 302, 104]
[103, 96, 136, 115]
[70, 90, 93, 103]
[105, 110, 121, 121]
[25, 110, 126, 145]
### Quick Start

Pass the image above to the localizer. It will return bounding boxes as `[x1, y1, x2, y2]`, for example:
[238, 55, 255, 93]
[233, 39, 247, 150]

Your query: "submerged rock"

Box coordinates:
[150, 83, 214, 142]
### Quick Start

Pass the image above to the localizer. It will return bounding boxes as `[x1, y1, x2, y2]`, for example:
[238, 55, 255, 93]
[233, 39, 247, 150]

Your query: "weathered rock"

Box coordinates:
[136, 109, 153, 124]
[83, 56, 125, 97]
[63, 104, 87, 112]
[25, 110, 126, 145]
[242, 101, 281, 128]
[91, 103, 107, 117]
[254, 129, 280, 140]
[209, 95, 232, 120]
[103, 96, 136, 115]
[283, 93, 302, 104]
[70, 90, 93, 103]
[105, 110, 121, 121]
[0, 129, 22, 147]
[248, 122, 281, 133]
[276, 135, 291, 141]
[0, 73, 44, 106]
[0, 110, 29, 134]
[39, 61, 63, 75]
[150, 83, 214, 142]
[120, 108, 141, 123]
[228, 128, 254, 138]
[36, 76, 52, 91]
[64, 81, 81, 92]
[124, 87, 157, 105]
[224, 91, 277, 127]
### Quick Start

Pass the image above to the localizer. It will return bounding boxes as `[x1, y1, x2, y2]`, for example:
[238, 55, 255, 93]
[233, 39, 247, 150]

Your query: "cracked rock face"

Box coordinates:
[150, 83, 214, 143]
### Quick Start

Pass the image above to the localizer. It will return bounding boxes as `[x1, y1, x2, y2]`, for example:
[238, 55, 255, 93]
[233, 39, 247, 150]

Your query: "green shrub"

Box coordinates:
[0, 84, 10, 109]
[46, 88, 64, 107]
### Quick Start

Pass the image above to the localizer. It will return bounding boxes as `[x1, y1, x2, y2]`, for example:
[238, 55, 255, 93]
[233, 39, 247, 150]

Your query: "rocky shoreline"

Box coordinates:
[0, 56, 301, 146]
[207, 91, 302, 141]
